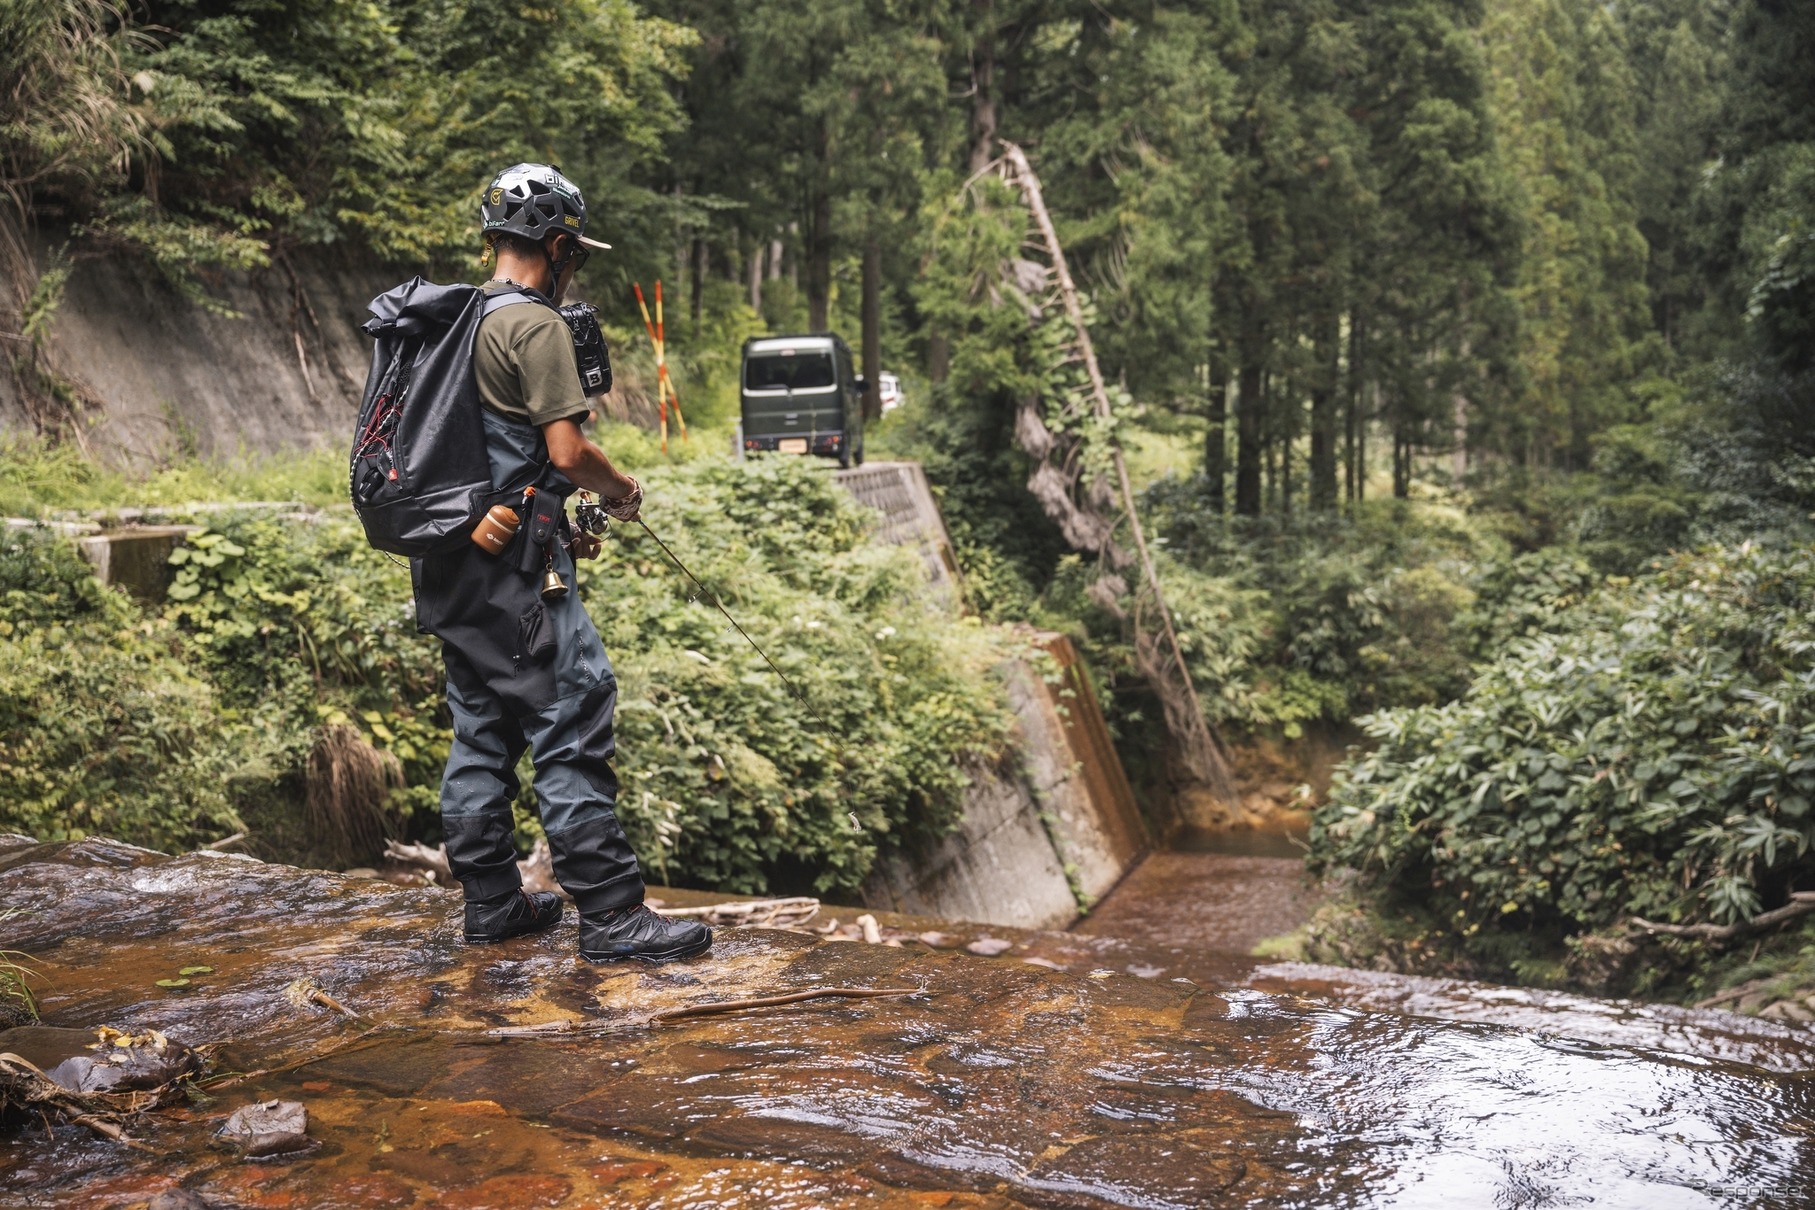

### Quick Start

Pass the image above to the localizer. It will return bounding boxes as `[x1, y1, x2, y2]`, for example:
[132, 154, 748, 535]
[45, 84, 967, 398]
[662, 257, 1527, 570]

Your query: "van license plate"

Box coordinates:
[778, 438, 808, 454]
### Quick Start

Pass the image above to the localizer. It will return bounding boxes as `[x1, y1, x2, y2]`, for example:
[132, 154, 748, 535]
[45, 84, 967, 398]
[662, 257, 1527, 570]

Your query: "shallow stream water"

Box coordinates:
[2, 835, 1811, 1208]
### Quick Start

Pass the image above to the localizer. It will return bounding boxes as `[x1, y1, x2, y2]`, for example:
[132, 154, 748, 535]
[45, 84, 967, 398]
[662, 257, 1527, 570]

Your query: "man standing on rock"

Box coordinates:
[413, 163, 710, 963]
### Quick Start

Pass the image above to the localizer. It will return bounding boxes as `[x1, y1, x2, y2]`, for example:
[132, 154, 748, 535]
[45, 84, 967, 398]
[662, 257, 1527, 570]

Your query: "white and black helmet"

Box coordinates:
[480, 163, 611, 250]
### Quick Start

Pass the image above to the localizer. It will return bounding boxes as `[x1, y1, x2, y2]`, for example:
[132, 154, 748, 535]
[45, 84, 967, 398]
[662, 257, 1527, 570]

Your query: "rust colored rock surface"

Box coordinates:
[2, 837, 1811, 1208]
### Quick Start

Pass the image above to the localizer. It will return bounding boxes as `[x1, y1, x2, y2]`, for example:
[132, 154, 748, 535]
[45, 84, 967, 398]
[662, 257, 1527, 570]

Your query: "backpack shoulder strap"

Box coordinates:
[480, 284, 553, 318]
[482, 292, 533, 317]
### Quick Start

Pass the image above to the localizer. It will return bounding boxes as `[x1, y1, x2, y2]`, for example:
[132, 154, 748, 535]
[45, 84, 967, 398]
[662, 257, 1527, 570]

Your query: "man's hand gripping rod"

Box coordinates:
[575, 495, 825, 725]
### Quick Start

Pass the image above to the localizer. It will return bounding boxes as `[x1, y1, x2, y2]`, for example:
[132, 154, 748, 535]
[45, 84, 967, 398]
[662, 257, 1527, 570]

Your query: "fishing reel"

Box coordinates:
[573, 494, 609, 536]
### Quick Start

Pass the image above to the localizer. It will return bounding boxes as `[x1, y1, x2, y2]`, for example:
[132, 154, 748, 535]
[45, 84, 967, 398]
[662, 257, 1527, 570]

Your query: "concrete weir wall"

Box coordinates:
[861, 633, 1148, 930]
[839, 464, 1149, 929]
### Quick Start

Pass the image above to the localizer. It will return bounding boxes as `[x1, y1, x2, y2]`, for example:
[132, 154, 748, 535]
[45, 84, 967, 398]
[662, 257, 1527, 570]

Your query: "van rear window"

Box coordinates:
[745, 352, 836, 391]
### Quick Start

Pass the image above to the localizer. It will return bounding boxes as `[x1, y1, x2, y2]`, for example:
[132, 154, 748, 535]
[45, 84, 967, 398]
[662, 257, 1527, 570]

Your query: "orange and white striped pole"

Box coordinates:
[633, 282, 689, 452]
[632, 282, 668, 452]
[653, 281, 688, 444]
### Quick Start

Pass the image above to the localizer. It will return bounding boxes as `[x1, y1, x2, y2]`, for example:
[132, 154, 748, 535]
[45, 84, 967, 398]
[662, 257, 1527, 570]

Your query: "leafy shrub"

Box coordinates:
[584, 457, 1012, 894]
[1459, 546, 1601, 653]
[1135, 483, 1504, 735]
[0, 529, 240, 849]
[0, 456, 1010, 896]
[1312, 543, 1815, 940]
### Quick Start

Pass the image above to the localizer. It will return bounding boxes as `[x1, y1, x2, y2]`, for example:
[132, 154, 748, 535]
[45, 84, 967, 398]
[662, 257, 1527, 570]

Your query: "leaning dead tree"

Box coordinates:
[983, 142, 1236, 799]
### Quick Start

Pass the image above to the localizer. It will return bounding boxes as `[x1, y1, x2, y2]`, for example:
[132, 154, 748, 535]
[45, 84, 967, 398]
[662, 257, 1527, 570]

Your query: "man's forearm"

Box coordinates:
[542, 419, 637, 499]
[556, 442, 637, 499]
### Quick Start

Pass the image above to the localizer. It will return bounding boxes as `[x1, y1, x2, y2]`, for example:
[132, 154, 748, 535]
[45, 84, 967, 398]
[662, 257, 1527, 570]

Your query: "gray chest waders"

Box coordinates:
[411, 410, 645, 914]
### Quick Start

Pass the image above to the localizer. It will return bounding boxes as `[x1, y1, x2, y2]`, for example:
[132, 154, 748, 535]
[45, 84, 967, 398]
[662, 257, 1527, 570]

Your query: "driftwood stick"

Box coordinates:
[652, 897, 819, 919]
[1631, 891, 1815, 943]
[201, 1024, 416, 1089]
[67, 1111, 158, 1154]
[284, 977, 362, 1021]
[383, 839, 452, 879]
[1693, 982, 1764, 1009]
[308, 988, 361, 1020]
[650, 986, 919, 1023]
[485, 986, 923, 1038]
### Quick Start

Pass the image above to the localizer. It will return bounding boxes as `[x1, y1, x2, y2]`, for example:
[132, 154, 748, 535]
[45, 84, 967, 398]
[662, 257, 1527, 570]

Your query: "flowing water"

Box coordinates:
[2, 835, 1811, 1209]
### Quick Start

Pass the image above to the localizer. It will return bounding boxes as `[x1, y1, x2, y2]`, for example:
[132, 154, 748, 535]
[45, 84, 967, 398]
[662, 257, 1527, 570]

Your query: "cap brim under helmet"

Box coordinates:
[576, 234, 612, 251]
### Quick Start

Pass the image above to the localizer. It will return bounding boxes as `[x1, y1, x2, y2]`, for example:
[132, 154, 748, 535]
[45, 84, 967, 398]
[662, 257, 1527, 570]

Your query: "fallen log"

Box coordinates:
[1630, 891, 1815, 944]
[651, 897, 821, 928]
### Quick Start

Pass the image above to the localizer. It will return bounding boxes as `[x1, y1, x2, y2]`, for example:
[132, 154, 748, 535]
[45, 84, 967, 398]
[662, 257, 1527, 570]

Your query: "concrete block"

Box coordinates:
[76, 526, 197, 602]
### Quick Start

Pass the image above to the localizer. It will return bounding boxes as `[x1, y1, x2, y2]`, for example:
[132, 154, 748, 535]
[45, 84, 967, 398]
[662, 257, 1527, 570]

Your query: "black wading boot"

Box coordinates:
[464, 888, 563, 943]
[579, 904, 711, 963]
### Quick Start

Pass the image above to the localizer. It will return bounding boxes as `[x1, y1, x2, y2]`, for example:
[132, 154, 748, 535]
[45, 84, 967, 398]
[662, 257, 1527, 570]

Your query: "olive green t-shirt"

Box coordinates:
[473, 283, 589, 427]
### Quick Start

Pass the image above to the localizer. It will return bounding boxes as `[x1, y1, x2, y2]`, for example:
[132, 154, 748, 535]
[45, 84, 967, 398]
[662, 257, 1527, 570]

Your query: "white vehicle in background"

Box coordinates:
[878, 372, 904, 414]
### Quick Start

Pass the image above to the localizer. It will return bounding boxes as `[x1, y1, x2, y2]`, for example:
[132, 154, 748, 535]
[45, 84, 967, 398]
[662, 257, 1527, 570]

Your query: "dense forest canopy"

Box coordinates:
[5, 0, 1813, 488]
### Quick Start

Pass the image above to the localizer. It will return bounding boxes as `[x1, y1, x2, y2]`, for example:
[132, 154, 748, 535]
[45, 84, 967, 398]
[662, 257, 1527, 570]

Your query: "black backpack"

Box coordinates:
[350, 278, 537, 555]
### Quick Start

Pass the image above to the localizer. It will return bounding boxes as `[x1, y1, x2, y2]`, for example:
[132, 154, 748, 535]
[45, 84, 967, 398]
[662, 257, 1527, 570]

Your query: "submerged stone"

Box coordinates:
[216, 1098, 314, 1159]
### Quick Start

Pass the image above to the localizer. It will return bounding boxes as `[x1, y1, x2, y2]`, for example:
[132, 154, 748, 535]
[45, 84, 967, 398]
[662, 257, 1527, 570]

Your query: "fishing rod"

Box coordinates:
[634, 519, 826, 725]
[576, 495, 825, 725]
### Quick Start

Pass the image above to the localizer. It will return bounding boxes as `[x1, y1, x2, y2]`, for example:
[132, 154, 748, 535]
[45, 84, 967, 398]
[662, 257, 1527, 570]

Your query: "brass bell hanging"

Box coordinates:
[539, 563, 569, 601]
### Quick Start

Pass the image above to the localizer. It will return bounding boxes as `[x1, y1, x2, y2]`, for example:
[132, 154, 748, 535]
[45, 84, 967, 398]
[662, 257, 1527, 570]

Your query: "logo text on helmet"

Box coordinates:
[489, 188, 504, 204]
[564, 215, 580, 227]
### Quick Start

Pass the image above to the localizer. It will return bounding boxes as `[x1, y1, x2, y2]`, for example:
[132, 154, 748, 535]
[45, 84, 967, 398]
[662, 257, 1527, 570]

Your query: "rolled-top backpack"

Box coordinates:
[349, 278, 534, 555]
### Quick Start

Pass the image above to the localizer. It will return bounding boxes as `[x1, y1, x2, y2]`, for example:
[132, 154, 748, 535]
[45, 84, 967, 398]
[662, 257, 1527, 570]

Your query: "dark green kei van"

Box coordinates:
[739, 334, 866, 468]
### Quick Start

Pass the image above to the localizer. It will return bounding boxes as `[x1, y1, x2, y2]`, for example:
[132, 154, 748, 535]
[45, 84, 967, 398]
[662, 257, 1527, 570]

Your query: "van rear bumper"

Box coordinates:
[743, 432, 847, 457]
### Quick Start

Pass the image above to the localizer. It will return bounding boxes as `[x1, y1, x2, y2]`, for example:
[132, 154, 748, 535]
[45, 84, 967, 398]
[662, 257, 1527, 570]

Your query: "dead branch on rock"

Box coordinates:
[202, 1025, 415, 1090]
[382, 838, 452, 881]
[1693, 981, 1767, 1009]
[652, 897, 821, 929]
[1630, 891, 1815, 944]
[382, 838, 559, 895]
[0, 1053, 160, 1153]
[650, 986, 920, 1023]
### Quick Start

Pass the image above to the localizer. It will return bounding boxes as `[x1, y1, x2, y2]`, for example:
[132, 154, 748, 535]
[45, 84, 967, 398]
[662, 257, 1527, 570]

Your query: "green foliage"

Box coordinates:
[1483, 0, 1654, 464]
[582, 457, 1011, 894]
[0, 436, 351, 517]
[0, 452, 1009, 897]
[6, 0, 695, 291]
[0, 528, 239, 850]
[1313, 543, 1815, 946]
[0, 0, 152, 220]
[1136, 483, 1504, 735]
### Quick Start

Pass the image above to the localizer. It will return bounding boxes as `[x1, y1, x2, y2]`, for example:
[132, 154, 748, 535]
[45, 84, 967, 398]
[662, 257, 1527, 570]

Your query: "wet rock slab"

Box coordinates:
[2, 837, 1813, 1209]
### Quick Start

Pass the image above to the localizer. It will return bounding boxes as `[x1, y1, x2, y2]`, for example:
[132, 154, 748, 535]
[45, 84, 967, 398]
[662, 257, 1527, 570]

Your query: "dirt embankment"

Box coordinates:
[1, 240, 665, 466]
